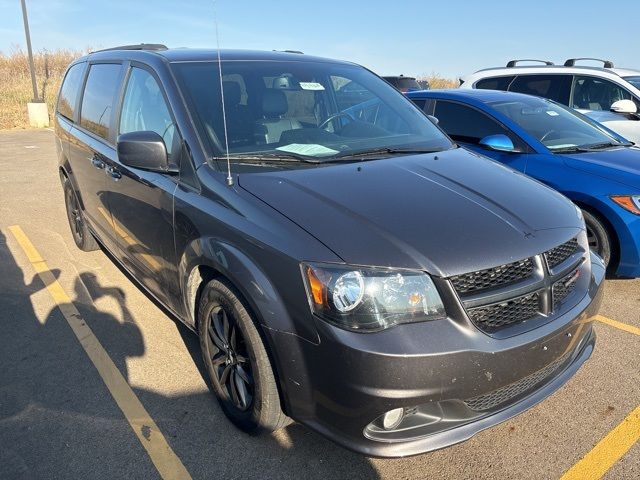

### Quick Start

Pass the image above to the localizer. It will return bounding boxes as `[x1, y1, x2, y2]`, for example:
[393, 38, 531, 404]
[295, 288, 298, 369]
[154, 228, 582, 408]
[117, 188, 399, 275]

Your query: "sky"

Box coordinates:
[1, 0, 637, 79]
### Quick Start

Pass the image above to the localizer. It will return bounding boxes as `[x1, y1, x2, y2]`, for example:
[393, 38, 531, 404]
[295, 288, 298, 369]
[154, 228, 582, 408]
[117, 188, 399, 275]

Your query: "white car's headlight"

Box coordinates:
[302, 263, 445, 331]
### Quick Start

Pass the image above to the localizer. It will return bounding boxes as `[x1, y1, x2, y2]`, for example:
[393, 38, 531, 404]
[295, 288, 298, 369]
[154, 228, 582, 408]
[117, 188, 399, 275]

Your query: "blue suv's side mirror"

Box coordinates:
[479, 134, 516, 153]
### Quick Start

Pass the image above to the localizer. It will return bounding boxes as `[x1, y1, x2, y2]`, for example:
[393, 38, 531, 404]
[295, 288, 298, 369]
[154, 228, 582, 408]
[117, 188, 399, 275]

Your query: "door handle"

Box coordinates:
[105, 165, 122, 180]
[91, 156, 105, 169]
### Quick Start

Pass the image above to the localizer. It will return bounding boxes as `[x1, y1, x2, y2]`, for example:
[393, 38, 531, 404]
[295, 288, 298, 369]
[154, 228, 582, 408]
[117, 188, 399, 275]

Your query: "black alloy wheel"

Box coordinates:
[206, 305, 254, 411]
[62, 176, 99, 251]
[198, 279, 289, 433]
[66, 186, 84, 242]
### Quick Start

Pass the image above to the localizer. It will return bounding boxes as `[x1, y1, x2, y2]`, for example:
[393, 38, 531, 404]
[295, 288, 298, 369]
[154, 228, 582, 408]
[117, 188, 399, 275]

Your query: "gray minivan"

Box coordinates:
[55, 45, 604, 457]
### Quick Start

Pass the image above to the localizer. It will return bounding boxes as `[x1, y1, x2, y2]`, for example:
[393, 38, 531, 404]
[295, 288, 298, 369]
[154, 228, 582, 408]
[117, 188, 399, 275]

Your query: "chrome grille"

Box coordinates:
[545, 238, 579, 269]
[464, 350, 571, 411]
[467, 292, 540, 332]
[450, 258, 534, 294]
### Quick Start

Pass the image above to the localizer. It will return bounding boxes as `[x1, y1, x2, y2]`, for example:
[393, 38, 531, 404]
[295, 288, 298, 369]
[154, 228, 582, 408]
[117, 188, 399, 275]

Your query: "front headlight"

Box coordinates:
[610, 195, 640, 215]
[301, 263, 445, 331]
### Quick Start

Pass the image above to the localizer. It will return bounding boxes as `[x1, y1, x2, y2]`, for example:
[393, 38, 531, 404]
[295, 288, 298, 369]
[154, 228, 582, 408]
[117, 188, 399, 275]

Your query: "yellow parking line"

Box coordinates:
[7, 225, 191, 480]
[560, 405, 640, 480]
[595, 315, 640, 336]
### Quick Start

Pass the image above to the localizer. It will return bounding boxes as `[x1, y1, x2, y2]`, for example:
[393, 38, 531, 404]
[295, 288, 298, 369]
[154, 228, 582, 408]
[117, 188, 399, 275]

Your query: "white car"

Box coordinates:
[584, 109, 640, 145]
[460, 58, 640, 143]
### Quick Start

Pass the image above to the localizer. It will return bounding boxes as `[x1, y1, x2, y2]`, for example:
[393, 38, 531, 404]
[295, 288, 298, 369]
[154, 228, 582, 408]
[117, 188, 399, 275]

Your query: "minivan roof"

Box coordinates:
[83, 46, 353, 65]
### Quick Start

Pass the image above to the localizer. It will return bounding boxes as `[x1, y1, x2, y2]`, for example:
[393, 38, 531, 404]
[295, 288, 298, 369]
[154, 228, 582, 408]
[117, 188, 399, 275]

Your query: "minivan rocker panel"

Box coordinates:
[239, 148, 583, 276]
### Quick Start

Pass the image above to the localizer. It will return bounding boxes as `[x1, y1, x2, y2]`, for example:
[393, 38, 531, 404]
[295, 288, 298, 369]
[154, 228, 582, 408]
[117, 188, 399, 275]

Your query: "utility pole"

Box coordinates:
[20, 0, 39, 101]
[21, 0, 48, 127]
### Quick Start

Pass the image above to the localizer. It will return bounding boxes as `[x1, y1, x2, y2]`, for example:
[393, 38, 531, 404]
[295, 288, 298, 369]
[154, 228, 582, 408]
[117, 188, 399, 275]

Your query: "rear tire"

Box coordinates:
[63, 176, 99, 252]
[582, 209, 611, 267]
[198, 278, 288, 434]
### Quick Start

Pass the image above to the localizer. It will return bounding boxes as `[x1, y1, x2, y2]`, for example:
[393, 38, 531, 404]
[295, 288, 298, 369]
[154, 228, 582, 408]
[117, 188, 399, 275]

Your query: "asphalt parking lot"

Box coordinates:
[0, 129, 638, 480]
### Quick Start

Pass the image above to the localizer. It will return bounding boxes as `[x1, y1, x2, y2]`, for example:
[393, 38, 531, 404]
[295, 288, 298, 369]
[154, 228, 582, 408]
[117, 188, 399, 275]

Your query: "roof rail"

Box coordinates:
[273, 49, 304, 54]
[91, 43, 168, 54]
[506, 59, 554, 67]
[564, 58, 614, 68]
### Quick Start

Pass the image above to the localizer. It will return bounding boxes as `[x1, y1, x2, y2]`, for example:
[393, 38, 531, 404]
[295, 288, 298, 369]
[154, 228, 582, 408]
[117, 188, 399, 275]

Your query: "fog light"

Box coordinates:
[382, 408, 404, 430]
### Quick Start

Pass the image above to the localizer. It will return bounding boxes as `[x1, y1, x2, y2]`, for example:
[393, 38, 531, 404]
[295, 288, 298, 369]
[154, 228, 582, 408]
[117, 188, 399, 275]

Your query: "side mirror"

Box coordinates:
[427, 115, 439, 125]
[116, 131, 176, 173]
[610, 99, 637, 114]
[479, 134, 516, 153]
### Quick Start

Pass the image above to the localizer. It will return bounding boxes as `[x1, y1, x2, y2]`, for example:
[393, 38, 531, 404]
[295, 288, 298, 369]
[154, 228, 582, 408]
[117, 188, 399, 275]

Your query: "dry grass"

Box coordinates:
[0, 47, 83, 129]
[419, 73, 459, 90]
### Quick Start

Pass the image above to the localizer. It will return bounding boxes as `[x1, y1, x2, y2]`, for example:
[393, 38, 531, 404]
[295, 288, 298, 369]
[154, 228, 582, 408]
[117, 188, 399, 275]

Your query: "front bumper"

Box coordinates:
[266, 254, 605, 457]
[612, 209, 640, 277]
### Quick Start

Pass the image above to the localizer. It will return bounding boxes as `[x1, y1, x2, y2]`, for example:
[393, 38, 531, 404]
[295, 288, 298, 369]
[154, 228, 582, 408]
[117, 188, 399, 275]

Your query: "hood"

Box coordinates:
[239, 149, 582, 277]
[583, 112, 640, 145]
[562, 146, 640, 189]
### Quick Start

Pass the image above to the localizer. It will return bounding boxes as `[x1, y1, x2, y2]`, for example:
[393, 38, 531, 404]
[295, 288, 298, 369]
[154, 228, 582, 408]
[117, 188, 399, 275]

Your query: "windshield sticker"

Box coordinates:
[546, 110, 560, 116]
[276, 143, 338, 157]
[299, 82, 325, 91]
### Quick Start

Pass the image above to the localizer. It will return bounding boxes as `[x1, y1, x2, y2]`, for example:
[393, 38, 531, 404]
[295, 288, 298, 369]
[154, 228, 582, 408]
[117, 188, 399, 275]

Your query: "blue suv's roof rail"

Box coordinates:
[564, 58, 614, 68]
[506, 59, 554, 67]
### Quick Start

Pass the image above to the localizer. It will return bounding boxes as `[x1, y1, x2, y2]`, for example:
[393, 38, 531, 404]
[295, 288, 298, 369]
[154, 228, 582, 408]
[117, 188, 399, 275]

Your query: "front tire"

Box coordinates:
[582, 209, 611, 267]
[63, 176, 99, 252]
[198, 278, 288, 433]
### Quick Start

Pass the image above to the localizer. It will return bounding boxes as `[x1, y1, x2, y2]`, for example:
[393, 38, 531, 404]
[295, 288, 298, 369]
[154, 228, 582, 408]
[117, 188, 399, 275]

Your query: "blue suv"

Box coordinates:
[407, 89, 640, 277]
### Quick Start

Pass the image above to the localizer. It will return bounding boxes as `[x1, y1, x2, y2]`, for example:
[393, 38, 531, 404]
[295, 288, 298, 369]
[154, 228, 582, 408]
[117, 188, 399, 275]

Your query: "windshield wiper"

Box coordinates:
[328, 147, 445, 161]
[550, 140, 634, 154]
[215, 152, 322, 164]
[579, 141, 634, 150]
[549, 146, 588, 153]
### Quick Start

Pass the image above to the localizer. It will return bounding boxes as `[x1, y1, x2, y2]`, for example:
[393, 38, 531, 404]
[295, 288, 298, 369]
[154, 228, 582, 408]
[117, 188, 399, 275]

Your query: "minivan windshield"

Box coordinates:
[172, 60, 452, 163]
[489, 96, 627, 152]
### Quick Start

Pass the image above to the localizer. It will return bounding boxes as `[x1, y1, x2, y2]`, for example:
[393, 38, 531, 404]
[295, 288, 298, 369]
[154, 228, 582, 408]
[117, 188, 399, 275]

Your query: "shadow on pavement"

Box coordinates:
[0, 230, 380, 480]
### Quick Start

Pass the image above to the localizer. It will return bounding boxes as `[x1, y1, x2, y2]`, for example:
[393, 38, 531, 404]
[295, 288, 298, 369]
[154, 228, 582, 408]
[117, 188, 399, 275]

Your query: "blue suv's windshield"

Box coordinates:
[172, 60, 452, 162]
[489, 96, 626, 152]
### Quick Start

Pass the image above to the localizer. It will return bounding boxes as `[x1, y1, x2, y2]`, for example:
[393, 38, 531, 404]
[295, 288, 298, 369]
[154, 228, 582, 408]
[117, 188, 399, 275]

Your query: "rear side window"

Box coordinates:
[80, 63, 123, 140]
[433, 100, 516, 145]
[384, 77, 421, 92]
[395, 78, 421, 92]
[57, 63, 86, 120]
[475, 76, 515, 91]
[509, 75, 571, 104]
